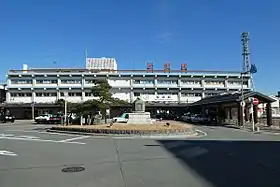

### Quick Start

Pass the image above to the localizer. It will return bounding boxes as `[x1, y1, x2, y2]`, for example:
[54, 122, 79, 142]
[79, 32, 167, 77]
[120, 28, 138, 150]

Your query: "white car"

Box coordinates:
[113, 113, 129, 123]
[35, 114, 52, 124]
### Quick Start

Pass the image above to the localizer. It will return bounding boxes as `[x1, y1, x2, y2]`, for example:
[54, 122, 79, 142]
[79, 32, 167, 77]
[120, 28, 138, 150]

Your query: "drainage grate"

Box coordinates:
[61, 166, 85, 173]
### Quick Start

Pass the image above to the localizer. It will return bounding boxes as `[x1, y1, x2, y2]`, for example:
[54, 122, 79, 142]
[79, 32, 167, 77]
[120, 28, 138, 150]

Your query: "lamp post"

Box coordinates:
[64, 92, 68, 125]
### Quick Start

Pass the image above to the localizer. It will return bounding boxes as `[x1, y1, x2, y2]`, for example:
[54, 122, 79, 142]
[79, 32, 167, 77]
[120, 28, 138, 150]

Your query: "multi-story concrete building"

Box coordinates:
[6, 65, 252, 105]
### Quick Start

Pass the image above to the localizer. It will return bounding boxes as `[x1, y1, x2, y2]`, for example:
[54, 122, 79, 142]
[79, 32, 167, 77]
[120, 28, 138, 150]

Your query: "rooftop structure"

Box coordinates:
[86, 57, 117, 70]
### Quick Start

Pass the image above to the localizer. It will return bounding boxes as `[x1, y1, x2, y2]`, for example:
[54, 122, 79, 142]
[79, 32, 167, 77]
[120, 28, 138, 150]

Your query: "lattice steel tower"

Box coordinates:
[241, 32, 251, 72]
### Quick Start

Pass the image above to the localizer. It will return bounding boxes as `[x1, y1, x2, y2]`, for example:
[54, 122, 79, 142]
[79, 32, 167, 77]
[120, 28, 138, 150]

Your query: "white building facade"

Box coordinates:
[6, 68, 252, 104]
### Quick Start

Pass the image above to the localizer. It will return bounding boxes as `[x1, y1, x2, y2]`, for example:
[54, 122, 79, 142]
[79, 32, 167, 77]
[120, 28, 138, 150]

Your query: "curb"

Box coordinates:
[47, 129, 200, 138]
[50, 126, 194, 136]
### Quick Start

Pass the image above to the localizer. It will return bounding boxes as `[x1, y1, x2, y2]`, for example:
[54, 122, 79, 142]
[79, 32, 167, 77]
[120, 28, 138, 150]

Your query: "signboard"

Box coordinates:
[146, 62, 154, 72]
[253, 97, 259, 105]
[164, 63, 170, 73]
[181, 64, 187, 72]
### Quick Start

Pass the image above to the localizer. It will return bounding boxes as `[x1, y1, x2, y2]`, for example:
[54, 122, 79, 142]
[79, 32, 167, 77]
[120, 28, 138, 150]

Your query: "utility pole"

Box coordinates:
[64, 92, 68, 126]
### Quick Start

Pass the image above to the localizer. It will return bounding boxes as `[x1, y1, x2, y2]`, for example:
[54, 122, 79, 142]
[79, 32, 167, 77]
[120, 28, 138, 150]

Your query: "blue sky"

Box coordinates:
[0, 0, 279, 94]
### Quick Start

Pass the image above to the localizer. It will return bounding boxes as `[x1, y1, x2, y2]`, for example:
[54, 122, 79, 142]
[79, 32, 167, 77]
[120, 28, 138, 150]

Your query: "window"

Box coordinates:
[157, 80, 177, 84]
[182, 93, 202, 97]
[61, 79, 81, 84]
[205, 93, 217, 97]
[228, 81, 248, 86]
[68, 93, 82, 97]
[11, 93, 32, 97]
[205, 80, 224, 85]
[85, 80, 95, 84]
[134, 92, 140, 96]
[181, 80, 200, 84]
[36, 80, 57, 84]
[36, 93, 57, 97]
[85, 92, 93, 96]
[11, 80, 32, 84]
[134, 80, 154, 84]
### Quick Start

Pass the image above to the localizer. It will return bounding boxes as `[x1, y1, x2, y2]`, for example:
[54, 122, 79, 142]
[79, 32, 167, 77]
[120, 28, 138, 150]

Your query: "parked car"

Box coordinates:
[0, 114, 15, 123]
[48, 115, 63, 124]
[35, 114, 52, 124]
[113, 113, 129, 123]
[191, 114, 210, 124]
[181, 113, 192, 122]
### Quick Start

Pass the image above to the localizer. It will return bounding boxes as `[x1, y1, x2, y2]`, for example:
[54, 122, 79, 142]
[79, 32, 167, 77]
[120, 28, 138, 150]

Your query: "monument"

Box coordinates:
[127, 98, 153, 125]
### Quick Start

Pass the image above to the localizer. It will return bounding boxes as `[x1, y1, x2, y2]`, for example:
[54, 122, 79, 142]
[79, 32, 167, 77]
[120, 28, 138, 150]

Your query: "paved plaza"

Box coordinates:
[1, 122, 280, 187]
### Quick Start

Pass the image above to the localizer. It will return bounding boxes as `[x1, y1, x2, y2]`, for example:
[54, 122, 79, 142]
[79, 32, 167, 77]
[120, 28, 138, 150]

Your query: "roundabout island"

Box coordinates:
[50, 98, 197, 137]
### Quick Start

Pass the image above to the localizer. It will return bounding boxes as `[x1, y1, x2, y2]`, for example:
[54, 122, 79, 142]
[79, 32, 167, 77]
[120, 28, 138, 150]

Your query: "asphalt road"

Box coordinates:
[1, 122, 280, 187]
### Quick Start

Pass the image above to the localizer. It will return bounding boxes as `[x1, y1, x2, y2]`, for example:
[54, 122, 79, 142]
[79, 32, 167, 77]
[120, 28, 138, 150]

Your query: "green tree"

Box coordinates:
[91, 79, 112, 103]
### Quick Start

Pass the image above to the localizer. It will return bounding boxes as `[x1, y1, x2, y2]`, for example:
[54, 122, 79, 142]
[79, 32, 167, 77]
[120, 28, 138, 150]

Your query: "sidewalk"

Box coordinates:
[221, 122, 280, 134]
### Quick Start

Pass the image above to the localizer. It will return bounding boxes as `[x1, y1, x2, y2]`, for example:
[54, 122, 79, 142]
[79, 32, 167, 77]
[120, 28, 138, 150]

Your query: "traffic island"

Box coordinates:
[49, 121, 196, 137]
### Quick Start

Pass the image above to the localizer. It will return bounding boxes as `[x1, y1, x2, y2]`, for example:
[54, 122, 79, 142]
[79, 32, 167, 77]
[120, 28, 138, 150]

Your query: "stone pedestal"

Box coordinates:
[127, 112, 152, 125]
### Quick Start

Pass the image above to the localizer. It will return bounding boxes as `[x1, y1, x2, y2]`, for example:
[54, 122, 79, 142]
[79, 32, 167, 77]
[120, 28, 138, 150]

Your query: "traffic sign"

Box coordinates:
[253, 97, 259, 105]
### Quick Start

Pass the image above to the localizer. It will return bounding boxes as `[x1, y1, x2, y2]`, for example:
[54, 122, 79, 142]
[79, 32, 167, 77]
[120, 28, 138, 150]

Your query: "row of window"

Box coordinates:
[10, 92, 215, 97]
[10, 79, 249, 85]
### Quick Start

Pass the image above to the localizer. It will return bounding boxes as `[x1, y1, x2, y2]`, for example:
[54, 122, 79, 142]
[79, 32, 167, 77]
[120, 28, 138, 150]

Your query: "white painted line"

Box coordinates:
[195, 129, 207, 136]
[0, 133, 15, 137]
[0, 150, 18, 156]
[60, 136, 90, 142]
[37, 131, 86, 137]
[4, 130, 84, 137]
[17, 135, 40, 139]
[0, 136, 85, 144]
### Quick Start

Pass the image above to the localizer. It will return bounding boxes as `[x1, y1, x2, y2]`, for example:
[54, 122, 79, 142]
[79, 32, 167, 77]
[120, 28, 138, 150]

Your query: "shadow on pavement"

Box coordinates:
[155, 140, 280, 187]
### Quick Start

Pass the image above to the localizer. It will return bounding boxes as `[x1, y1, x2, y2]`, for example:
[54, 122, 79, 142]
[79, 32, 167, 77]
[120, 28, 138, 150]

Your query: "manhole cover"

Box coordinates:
[61, 166, 85, 173]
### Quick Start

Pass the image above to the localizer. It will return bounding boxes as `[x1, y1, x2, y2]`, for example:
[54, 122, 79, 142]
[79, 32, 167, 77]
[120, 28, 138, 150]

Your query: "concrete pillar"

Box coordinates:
[238, 103, 244, 126]
[82, 91, 85, 102]
[57, 90, 60, 100]
[178, 91, 181, 103]
[202, 92, 205, 98]
[253, 105, 258, 124]
[224, 79, 228, 88]
[6, 92, 10, 103]
[32, 91, 36, 103]
[266, 103, 272, 126]
[58, 78, 61, 86]
[229, 108, 233, 119]
[201, 79, 205, 87]
[81, 76, 85, 87]
[245, 106, 249, 122]
[32, 79, 36, 86]
[130, 91, 133, 102]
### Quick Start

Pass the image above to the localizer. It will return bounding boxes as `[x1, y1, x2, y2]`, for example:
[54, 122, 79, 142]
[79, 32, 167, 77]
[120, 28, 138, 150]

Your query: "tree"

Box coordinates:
[91, 80, 112, 103]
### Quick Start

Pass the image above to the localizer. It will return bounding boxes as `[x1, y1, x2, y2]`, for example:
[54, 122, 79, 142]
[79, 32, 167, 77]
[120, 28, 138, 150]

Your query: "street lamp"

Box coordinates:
[64, 92, 68, 125]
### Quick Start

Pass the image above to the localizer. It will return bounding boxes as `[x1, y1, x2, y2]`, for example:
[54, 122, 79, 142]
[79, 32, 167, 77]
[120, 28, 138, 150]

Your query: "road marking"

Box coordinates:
[195, 129, 207, 136]
[4, 130, 84, 137]
[0, 150, 18, 156]
[0, 135, 85, 144]
[17, 135, 39, 139]
[60, 136, 90, 142]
